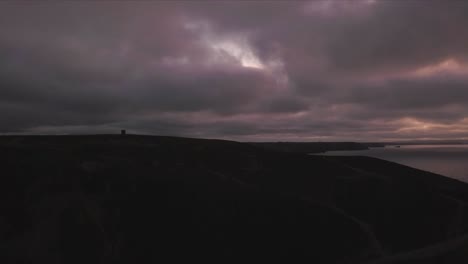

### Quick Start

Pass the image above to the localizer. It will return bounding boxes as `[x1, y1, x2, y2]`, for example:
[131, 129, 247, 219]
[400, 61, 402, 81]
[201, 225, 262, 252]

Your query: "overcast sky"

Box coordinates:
[1, 1, 468, 141]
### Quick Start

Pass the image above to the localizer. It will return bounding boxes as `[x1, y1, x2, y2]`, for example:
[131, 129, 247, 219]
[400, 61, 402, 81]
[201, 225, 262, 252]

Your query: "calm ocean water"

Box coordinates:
[321, 145, 468, 183]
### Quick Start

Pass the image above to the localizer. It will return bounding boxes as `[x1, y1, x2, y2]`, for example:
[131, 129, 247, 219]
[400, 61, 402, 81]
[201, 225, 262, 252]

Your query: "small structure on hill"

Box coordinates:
[121, 130, 126, 135]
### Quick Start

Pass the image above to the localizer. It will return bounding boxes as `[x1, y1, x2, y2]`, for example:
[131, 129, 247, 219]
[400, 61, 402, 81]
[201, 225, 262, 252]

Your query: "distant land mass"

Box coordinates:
[251, 142, 385, 154]
[252, 140, 468, 154]
[1, 135, 468, 263]
[385, 139, 468, 146]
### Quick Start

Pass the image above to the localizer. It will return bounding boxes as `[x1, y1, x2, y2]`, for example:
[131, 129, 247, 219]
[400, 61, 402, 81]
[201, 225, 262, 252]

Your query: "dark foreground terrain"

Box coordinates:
[1, 135, 468, 263]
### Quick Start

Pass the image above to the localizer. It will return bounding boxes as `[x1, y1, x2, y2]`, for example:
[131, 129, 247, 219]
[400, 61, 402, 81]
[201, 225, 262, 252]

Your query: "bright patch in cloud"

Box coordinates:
[398, 118, 436, 131]
[412, 58, 468, 77]
[183, 19, 264, 69]
[209, 39, 264, 69]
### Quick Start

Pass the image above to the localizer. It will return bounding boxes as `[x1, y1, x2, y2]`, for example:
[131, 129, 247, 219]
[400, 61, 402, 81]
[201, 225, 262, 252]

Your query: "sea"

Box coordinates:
[321, 144, 468, 183]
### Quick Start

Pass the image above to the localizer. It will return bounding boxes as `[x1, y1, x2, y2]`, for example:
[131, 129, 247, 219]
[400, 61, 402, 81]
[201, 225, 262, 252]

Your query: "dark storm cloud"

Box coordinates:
[343, 76, 468, 110]
[324, 1, 468, 74]
[1, 1, 468, 140]
[0, 2, 276, 132]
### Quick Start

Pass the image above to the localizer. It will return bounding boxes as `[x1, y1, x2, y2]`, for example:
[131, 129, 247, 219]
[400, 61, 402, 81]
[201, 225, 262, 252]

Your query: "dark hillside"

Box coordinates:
[0, 135, 467, 263]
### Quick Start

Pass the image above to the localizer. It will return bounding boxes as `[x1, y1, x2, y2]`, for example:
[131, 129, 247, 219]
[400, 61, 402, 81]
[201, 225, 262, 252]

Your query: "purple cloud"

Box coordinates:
[1, 1, 468, 141]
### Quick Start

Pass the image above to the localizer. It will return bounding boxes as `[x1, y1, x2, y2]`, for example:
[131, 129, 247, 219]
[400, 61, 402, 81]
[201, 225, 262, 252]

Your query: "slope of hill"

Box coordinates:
[0, 135, 467, 263]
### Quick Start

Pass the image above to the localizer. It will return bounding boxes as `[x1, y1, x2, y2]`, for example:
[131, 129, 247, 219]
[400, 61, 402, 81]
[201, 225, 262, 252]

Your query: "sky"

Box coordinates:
[1, 0, 468, 141]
